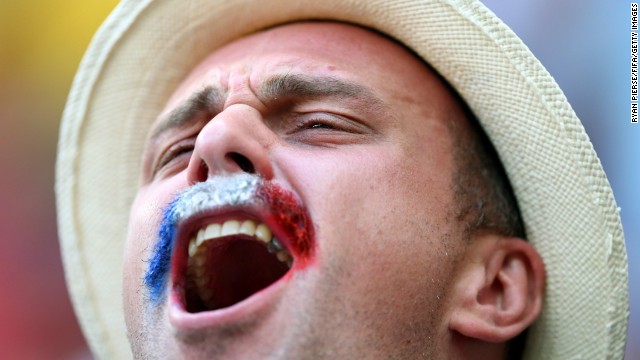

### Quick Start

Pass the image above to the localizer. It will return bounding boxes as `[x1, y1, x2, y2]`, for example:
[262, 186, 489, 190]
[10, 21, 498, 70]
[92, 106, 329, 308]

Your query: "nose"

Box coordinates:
[186, 104, 275, 183]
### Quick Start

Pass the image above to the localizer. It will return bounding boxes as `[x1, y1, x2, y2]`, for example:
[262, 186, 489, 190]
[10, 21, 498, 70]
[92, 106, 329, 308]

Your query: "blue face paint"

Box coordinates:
[144, 197, 180, 304]
[142, 174, 262, 304]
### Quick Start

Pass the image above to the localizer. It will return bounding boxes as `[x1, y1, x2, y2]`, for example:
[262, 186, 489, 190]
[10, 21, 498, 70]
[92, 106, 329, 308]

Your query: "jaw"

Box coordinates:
[133, 176, 318, 357]
[131, 223, 456, 360]
[125, 168, 461, 358]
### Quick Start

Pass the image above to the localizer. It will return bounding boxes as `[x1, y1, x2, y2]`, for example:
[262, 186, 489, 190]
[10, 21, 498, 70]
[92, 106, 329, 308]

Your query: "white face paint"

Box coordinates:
[143, 174, 263, 303]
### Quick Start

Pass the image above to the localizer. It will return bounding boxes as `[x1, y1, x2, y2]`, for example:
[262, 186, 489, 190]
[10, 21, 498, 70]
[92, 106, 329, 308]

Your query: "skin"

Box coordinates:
[124, 22, 544, 359]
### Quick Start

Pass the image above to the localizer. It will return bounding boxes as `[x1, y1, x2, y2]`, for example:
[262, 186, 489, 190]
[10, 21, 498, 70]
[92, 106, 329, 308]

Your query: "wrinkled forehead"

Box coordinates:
[160, 21, 465, 121]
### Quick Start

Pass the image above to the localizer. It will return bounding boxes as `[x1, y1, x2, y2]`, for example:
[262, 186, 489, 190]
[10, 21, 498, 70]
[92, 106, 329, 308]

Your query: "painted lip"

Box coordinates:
[168, 182, 316, 331]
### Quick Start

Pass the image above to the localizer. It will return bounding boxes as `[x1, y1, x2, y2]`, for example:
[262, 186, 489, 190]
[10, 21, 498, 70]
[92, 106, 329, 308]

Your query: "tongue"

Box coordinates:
[190, 237, 289, 312]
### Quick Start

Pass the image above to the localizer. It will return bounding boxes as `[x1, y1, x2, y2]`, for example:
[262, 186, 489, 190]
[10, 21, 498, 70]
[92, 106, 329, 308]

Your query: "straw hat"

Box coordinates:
[56, 0, 629, 358]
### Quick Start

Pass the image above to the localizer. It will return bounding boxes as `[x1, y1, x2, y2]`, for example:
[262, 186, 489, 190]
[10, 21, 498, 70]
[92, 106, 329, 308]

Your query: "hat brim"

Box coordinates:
[56, 0, 629, 358]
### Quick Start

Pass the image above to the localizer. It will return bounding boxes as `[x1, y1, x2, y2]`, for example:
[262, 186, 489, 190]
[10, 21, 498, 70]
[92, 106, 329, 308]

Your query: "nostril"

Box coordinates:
[196, 161, 208, 183]
[227, 152, 255, 174]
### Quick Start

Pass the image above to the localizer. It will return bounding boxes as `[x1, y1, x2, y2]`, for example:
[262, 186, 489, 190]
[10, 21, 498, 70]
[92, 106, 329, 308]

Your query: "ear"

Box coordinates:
[449, 234, 545, 343]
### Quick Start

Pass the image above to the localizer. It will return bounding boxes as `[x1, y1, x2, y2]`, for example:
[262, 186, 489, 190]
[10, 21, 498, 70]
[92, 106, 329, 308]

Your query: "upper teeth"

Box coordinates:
[186, 219, 293, 309]
[188, 219, 286, 258]
[189, 219, 271, 257]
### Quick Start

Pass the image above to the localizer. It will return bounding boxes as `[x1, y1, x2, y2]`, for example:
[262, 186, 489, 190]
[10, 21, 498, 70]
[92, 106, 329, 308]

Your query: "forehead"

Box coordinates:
[162, 22, 459, 117]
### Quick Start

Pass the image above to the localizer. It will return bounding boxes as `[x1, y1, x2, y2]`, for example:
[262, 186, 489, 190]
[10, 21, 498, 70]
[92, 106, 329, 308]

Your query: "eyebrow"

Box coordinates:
[149, 74, 386, 141]
[150, 86, 224, 141]
[262, 73, 372, 100]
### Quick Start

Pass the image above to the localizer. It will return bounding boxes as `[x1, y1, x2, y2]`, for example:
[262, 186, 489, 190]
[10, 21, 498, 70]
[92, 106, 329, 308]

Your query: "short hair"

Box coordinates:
[445, 85, 528, 360]
[379, 27, 528, 358]
[448, 98, 526, 241]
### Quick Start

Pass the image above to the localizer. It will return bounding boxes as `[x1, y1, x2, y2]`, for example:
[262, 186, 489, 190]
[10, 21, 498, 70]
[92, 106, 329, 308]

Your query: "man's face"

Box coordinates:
[125, 22, 471, 359]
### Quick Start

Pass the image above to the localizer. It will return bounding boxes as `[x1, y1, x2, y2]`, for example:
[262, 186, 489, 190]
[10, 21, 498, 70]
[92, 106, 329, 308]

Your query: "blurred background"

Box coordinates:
[0, 0, 637, 359]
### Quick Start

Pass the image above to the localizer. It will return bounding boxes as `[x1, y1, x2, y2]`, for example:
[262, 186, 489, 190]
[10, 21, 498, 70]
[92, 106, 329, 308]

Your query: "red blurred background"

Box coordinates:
[0, 2, 117, 358]
[0, 1, 637, 359]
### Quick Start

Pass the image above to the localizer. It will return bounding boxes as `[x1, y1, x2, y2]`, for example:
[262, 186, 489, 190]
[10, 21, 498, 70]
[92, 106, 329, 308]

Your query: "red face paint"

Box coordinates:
[258, 182, 315, 268]
[163, 175, 316, 311]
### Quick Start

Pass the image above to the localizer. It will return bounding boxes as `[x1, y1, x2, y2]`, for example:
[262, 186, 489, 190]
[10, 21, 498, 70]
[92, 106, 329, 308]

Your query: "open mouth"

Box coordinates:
[145, 174, 316, 320]
[181, 217, 293, 313]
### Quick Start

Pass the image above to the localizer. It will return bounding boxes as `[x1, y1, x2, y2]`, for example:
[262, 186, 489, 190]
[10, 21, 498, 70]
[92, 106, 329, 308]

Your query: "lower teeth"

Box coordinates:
[186, 236, 293, 312]
[267, 237, 284, 253]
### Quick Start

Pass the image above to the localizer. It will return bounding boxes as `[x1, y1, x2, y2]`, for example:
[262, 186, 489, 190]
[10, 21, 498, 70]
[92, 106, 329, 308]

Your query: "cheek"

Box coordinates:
[305, 146, 451, 234]
[278, 144, 461, 342]
[124, 193, 159, 290]
[278, 142, 456, 271]
[123, 179, 186, 322]
[328, 151, 455, 277]
[123, 191, 161, 325]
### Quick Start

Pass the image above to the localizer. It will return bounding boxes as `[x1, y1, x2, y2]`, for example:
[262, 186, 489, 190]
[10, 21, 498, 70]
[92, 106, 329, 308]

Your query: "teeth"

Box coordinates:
[193, 264, 207, 277]
[266, 238, 284, 254]
[196, 228, 206, 247]
[195, 274, 209, 288]
[255, 223, 272, 243]
[187, 219, 279, 258]
[188, 237, 197, 257]
[276, 250, 292, 263]
[221, 220, 240, 236]
[204, 223, 221, 240]
[193, 253, 207, 267]
[186, 218, 294, 308]
[239, 220, 256, 236]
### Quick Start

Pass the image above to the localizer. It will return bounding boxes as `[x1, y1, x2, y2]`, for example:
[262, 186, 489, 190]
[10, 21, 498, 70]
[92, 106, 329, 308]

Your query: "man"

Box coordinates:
[56, 0, 629, 359]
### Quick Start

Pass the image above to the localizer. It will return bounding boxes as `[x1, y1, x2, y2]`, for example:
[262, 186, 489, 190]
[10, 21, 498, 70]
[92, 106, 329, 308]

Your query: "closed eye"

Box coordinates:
[153, 139, 195, 179]
[292, 114, 364, 134]
[282, 112, 376, 147]
[300, 120, 339, 131]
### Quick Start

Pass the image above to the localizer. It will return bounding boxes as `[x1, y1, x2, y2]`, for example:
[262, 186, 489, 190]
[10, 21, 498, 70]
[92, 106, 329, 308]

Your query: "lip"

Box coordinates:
[168, 206, 308, 331]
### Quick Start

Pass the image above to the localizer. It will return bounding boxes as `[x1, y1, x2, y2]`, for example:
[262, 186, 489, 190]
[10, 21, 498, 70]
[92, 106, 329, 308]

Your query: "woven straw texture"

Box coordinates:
[56, 0, 629, 358]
